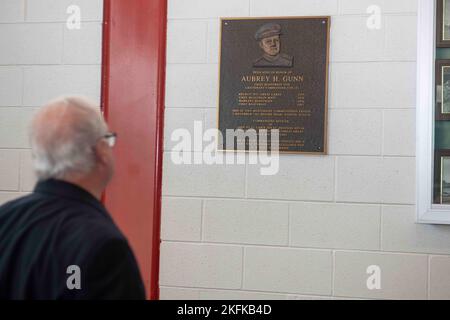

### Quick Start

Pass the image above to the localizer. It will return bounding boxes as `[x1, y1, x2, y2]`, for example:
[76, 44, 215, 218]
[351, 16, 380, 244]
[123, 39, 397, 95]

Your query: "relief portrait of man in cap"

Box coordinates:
[253, 23, 294, 68]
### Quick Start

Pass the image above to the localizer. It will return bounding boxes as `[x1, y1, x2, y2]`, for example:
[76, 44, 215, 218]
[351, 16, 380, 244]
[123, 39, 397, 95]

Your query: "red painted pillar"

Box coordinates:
[101, 0, 167, 300]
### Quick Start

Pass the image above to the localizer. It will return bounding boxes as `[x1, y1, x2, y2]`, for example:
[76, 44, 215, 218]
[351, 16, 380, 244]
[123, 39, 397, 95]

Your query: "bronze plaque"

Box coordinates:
[218, 17, 330, 153]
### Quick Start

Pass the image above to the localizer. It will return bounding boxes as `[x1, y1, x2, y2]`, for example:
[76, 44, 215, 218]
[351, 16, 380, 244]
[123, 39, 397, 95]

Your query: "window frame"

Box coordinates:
[417, 0, 450, 224]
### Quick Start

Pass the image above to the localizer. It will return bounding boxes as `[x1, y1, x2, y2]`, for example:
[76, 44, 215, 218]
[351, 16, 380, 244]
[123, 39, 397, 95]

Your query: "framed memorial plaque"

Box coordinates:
[218, 17, 330, 154]
[436, 60, 450, 120]
[437, 0, 450, 47]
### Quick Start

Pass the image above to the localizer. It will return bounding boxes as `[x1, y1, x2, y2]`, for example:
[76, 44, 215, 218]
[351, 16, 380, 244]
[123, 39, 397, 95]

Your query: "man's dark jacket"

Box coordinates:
[0, 179, 145, 300]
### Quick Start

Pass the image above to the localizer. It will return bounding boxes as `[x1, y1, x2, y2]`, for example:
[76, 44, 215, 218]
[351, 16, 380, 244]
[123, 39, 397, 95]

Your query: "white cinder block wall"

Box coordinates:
[0, 0, 103, 204]
[160, 0, 450, 300]
[1, 0, 450, 301]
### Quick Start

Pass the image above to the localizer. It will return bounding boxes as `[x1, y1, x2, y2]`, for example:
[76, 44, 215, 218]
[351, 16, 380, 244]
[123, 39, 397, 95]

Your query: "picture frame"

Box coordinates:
[435, 59, 450, 120]
[434, 150, 450, 204]
[437, 0, 450, 47]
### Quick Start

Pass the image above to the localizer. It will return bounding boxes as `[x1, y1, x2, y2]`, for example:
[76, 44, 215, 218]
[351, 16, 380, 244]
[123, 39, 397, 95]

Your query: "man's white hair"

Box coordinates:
[30, 96, 108, 181]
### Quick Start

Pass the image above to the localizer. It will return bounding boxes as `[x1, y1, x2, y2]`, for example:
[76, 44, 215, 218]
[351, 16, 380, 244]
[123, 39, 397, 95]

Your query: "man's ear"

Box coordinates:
[259, 41, 264, 49]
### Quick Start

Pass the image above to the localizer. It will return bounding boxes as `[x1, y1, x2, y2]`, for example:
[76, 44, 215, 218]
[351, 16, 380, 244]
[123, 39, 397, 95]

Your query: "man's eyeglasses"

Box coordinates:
[102, 132, 117, 147]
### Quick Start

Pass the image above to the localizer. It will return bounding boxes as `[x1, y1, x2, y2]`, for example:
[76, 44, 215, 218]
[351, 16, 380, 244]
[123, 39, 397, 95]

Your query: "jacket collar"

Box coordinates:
[33, 179, 109, 217]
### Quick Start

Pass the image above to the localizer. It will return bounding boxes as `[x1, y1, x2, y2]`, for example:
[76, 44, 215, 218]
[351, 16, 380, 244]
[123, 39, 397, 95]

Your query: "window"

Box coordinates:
[417, 0, 450, 224]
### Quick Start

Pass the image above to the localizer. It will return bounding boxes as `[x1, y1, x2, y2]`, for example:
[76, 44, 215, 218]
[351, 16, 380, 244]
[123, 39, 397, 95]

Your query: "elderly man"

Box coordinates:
[253, 23, 294, 68]
[0, 96, 145, 300]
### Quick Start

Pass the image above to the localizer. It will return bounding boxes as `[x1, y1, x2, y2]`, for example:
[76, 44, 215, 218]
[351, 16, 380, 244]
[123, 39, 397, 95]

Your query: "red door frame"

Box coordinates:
[100, 0, 167, 300]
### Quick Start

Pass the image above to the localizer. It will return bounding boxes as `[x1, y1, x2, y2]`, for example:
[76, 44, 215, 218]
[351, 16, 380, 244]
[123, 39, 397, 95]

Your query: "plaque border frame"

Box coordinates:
[216, 16, 331, 155]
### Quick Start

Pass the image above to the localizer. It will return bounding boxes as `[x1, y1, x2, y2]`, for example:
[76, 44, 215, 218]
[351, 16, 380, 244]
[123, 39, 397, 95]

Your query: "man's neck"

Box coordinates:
[60, 176, 103, 200]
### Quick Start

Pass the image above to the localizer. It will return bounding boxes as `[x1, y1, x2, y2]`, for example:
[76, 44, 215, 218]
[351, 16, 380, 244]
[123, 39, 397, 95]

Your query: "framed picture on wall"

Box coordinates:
[434, 150, 450, 203]
[436, 60, 450, 120]
[437, 0, 450, 47]
[441, 156, 450, 204]
[433, 149, 450, 204]
[434, 150, 450, 204]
